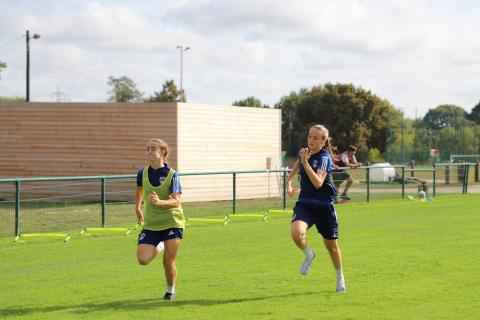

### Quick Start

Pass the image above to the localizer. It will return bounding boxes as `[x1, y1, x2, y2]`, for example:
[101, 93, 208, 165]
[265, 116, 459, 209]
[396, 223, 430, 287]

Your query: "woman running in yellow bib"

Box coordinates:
[135, 138, 185, 301]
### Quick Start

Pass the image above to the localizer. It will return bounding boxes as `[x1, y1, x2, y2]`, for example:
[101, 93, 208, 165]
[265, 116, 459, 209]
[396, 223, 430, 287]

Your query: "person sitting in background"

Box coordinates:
[332, 145, 362, 201]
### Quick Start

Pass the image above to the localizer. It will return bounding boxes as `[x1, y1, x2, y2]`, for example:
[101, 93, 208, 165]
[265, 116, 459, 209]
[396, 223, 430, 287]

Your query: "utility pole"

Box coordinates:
[26, 30, 40, 102]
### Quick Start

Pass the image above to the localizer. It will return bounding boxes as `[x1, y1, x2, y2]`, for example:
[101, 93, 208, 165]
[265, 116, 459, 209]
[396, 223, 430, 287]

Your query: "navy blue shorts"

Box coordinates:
[332, 170, 350, 183]
[292, 201, 339, 240]
[137, 228, 183, 246]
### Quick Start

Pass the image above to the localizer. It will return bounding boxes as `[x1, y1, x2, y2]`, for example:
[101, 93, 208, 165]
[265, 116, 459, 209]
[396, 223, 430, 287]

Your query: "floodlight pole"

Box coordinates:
[176, 45, 190, 92]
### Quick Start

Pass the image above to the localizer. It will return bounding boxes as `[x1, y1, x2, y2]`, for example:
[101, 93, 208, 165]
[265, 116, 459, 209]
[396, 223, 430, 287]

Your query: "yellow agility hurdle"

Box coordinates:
[14, 233, 71, 243]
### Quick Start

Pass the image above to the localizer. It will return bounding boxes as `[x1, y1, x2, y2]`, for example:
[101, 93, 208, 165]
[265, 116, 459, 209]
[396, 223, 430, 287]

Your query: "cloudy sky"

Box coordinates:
[0, 0, 479, 118]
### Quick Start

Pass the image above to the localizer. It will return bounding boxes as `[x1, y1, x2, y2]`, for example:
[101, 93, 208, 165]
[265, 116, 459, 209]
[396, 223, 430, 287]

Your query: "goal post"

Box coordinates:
[450, 154, 480, 162]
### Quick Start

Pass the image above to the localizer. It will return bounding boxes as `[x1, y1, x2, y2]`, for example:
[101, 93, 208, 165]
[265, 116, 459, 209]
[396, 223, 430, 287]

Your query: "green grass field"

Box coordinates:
[1, 195, 479, 319]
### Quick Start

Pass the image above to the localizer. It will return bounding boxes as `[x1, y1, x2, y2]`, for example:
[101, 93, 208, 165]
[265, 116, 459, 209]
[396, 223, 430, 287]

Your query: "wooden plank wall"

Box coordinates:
[0, 102, 178, 178]
[0, 102, 282, 205]
[177, 103, 281, 172]
[177, 104, 282, 202]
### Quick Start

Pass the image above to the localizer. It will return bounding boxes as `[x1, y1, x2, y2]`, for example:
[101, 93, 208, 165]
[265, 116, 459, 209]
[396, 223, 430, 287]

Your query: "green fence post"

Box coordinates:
[465, 164, 470, 193]
[464, 164, 470, 194]
[467, 164, 470, 193]
[458, 162, 466, 185]
[232, 172, 236, 214]
[475, 161, 479, 182]
[15, 180, 20, 237]
[101, 177, 106, 227]
[401, 165, 405, 199]
[445, 165, 450, 184]
[282, 170, 287, 210]
[433, 163, 436, 197]
[366, 168, 370, 203]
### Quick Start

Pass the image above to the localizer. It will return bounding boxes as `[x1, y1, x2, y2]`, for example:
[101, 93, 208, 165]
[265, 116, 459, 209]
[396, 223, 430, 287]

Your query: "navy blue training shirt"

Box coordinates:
[298, 149, 336, 203]
[136, 164, 182, 194]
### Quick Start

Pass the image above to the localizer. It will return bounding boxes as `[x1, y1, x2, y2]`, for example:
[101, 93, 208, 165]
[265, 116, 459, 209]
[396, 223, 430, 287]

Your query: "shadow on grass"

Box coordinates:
[0, 291, 323, 317]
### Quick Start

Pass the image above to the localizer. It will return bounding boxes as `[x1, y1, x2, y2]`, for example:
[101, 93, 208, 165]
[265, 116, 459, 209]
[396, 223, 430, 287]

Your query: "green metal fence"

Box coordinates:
[0, 170, 291, 237]
[1, 164, 478, 237]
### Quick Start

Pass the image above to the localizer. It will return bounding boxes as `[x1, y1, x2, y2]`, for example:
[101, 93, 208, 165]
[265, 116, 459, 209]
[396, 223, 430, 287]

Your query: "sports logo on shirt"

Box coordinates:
[312, 160, 318, 168]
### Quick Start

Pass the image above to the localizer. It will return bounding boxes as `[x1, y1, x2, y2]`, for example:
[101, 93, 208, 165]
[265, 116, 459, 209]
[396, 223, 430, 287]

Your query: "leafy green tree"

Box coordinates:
[421, 104, 480, 160]
[233, 96, 265, 108]
[0, 96, 24, 102]
[0, 60, 6, 79]
[275, 90, 307, 156]
[148, 80, 186, 102]
[423, 104, 467, 132]
[107, 76, 143, 102]
[467, 101, 480, 124]
[410, 119, 431, 163]
[386, 113, 417, 163]
[368, 148, 385, 163]
[277, 83, 393, 160]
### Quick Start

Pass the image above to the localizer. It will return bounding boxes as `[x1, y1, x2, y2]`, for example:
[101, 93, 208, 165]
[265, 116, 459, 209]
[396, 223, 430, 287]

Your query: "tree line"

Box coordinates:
[236, 84, 480, 164]
[0, 69, 186, 103]
[387, 104, 480, 163]
[106, 76, 186, 103]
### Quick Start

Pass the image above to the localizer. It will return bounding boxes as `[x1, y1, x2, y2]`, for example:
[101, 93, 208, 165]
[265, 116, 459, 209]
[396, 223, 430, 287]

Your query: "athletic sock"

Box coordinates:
[166, 285, 175, 294]
[336, 268, 346, 292]
[336, 268, 344, 279]
[303, 246, 314, 259]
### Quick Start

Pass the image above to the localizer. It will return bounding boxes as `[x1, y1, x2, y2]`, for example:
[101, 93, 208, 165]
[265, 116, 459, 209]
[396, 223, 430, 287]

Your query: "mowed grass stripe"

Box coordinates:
[0, 194, 478, 319]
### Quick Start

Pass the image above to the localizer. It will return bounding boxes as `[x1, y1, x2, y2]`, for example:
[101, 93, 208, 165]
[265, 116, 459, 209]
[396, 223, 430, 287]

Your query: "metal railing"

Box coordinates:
[1, 163, 478, 237]
[0, 169, 291, 237]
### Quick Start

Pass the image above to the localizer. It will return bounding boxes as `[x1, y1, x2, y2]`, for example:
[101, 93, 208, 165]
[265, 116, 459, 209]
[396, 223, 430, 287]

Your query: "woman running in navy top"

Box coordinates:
[286, 124, 346, 293]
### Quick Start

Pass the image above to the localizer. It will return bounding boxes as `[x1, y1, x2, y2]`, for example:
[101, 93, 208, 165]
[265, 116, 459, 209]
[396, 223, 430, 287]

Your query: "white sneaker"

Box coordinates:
[156, 241, 164, 253]
[336, 277, 346, 293]
[300, 253, 315, 275]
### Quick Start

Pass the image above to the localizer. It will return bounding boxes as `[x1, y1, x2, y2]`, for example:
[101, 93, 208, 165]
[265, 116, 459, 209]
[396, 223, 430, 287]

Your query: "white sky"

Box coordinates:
[0, 0, 479, 118]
